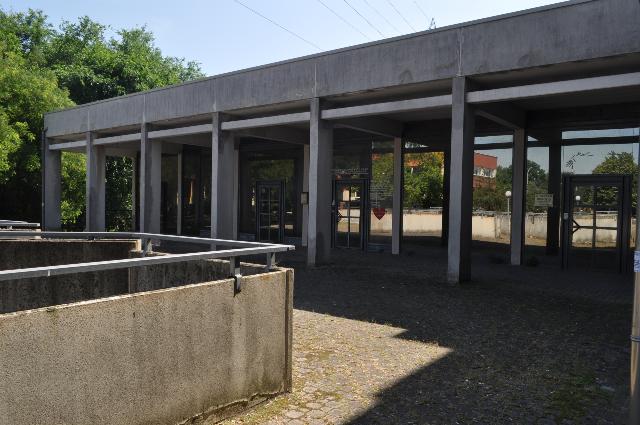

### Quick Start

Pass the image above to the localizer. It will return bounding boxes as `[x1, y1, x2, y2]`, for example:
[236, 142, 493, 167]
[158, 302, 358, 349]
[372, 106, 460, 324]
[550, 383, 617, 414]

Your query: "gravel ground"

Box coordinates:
[222, 243, 632, 424]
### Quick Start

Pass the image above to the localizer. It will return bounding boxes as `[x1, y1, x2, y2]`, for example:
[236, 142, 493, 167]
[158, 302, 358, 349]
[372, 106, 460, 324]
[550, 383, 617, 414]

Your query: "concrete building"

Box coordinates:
[42, 0, 640, 282]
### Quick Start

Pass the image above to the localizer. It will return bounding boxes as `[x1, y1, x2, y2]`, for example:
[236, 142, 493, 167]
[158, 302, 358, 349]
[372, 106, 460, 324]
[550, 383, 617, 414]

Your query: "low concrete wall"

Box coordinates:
[366, 210, 637, 244]
[0, 260, 293, 425]
[0, 240, 139, 314]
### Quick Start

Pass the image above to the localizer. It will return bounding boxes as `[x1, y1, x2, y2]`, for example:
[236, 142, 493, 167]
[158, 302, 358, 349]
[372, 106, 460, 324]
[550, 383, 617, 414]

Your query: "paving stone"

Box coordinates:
[220, 248, 630, 424]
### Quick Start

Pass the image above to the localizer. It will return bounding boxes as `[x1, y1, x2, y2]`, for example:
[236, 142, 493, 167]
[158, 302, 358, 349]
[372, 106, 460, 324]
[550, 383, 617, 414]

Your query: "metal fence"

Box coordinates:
[0, 231, 294, 292]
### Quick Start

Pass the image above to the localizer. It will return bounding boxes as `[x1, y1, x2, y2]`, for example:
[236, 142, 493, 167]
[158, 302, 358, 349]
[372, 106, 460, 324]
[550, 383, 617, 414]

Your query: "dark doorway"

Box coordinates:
[333, 179, 368, 250]
[181, 147, 212, 236]
[256, 180, 285, 243]
[561, 174, 632, 272]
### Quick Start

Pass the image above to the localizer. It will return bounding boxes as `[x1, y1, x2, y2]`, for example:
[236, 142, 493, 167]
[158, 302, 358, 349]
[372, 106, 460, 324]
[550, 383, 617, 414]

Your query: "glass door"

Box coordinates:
[333, 179, 366, 249]
[562, 175, 632, 272]
[256, 180, 285, 243]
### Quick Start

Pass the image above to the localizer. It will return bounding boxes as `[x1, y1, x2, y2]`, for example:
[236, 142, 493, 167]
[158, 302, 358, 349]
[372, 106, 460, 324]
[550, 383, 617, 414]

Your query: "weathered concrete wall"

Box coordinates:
[0, 267, 294, 425]
[44, 0, 640, 136]
[0, 240, 138, 314]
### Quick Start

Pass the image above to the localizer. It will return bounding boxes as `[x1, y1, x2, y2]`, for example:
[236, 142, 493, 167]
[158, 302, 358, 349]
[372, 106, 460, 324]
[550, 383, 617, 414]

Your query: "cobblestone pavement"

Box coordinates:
[224, 309, 451, 425]
[222, 242, 632, 424]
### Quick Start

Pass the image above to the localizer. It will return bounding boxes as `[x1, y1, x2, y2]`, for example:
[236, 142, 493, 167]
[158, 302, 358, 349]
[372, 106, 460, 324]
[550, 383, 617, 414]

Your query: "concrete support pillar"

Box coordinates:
[441, 148, 450, 246]
[547, 138, 562, 255]
[211, 113, 238, 240]
[139, 123, 161, 234]
[510, 128, 527, 265]
[85, 131, 106, 231]
[42, 138, 61, 230]
[447, 77, 475, 283]
[392, 137, 403, 255]
[302, 144, 310, 247]
[307, 98, 333, 265]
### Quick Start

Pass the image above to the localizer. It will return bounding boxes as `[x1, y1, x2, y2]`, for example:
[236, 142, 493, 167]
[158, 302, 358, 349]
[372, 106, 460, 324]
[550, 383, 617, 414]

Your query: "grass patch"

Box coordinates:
[547, 368, 612, 422]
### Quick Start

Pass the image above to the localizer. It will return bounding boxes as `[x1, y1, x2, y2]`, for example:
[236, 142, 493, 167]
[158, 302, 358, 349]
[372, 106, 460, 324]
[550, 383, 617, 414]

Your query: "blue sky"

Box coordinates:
[8, 0, 558, 76]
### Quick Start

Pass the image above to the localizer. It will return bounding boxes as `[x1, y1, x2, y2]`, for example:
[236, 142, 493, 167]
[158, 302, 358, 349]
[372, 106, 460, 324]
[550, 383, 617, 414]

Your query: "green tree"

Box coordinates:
[0, 9, 204, 228]
[593, 151, 639, 209]
[403, 152, 443, 208]
[0, 9, 72, 221]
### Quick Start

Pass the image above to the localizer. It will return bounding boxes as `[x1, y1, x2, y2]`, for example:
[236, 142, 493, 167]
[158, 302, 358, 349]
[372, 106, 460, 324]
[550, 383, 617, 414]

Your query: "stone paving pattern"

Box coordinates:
[220, 241, 632, 424]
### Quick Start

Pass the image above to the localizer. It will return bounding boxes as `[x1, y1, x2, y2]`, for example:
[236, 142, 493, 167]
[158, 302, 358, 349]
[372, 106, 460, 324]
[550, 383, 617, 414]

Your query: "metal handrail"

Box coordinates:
[0, 220, 40, 229]
[0, 232, 295, 290]
[1, 231, 288, 249]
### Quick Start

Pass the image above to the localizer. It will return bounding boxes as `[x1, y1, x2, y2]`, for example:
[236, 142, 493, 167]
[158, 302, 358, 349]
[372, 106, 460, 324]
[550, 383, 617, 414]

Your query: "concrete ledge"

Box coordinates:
[0, 267, 294, 425]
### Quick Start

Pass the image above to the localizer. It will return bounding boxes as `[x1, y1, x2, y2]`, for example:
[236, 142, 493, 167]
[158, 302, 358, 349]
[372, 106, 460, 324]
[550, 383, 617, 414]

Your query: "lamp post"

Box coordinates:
[505, 190, 512, 214]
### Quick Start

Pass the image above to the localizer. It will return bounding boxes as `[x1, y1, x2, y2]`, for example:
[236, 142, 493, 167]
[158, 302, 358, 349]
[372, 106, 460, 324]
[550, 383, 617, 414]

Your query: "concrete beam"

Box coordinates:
[49, 140, 86, 151]
[447, 77, 475, 284]
[510, 128, 527, 266]
[85, 132, 106, 231]
[42, 140, 61, 231]
[391, 137, 403, 255]
[148, 124, 213, 139]
[94, 133, 141, 146]
[322, 95, 452, 120]
[307, 98, 333, 266]
[334, 116, 403, 138]
[467, 72, 640, 104]
[139, 124, 161, 233]
[221, 112, 310, 131]
[475, 103, 526, 130]
[237, 126, 308, 145]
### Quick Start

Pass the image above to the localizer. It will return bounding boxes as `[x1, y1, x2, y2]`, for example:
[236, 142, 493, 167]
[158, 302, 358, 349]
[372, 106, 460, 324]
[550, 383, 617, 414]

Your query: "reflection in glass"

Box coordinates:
[472, 147, 513, 247]
[402, 150, 444, 244]
[369, 141, 394, 248]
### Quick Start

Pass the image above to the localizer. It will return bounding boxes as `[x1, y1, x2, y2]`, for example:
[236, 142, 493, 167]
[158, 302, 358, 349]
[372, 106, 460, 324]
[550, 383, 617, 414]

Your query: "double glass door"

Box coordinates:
[561, 175, 632, 272]
[333, 179, 367, 249]
[256, 180, 285, 243]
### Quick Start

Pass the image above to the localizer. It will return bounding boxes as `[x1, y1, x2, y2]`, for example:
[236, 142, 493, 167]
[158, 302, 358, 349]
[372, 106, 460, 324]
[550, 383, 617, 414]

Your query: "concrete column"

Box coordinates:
[42, 138, 61, 230]
[307, 98, 333, 265]
[211, 112, 238, 240]
[302, 144, 310, 247]
[85, 131, 106, 231]
[510, 128, 527, 265]
[547, 138, 562, 255]
[441, 148, 450, 246]
[447, 77, 475, 283]
[139, 123, 161, 233]
[392, 137, 403, 255]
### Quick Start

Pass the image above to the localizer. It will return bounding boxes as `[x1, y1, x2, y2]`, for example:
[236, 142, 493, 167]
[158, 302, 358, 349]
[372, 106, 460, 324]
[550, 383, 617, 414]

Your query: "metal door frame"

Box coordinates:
[332, 178, 368, 250]
[561, 174, 632, 272]
[256, 180, 285, 243]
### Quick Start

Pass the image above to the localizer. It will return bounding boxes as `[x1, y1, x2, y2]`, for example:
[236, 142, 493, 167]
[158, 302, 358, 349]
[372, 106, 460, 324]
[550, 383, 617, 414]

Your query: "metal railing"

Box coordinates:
[0, 231, 295, 292]
[0, 220, 40, 229]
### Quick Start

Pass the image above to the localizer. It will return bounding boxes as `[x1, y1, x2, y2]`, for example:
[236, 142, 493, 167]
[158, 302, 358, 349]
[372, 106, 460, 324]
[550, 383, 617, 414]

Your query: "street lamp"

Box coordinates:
[505, 190, 512, 214]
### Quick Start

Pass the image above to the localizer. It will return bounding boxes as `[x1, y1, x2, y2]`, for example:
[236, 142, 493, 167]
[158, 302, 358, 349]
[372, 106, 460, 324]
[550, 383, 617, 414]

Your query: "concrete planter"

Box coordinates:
[0, 240, 293, 425]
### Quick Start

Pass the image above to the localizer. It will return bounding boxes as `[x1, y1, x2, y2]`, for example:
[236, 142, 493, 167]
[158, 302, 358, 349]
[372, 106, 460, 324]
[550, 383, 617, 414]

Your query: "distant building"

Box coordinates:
[473, 153, 498, 189]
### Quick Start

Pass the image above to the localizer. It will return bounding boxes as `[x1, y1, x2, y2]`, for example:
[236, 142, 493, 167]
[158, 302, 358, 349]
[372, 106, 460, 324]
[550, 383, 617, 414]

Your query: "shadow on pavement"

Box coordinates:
[279, 241, 632, 423]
